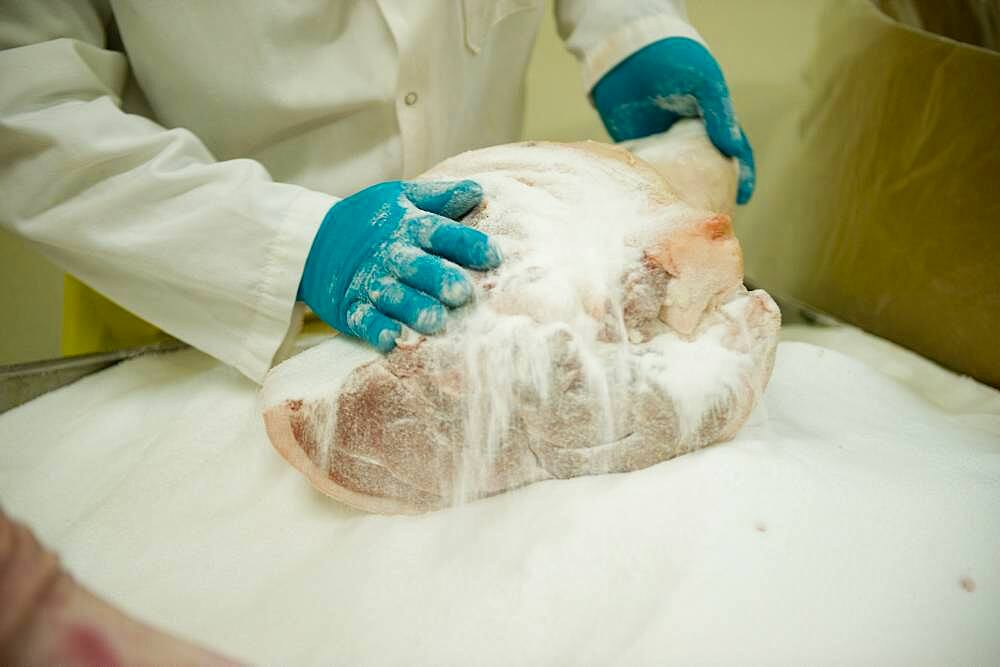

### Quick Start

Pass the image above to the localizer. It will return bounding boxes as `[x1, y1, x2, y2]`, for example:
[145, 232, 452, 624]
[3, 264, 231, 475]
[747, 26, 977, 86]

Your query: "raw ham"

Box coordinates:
[261, 120, 781, 514]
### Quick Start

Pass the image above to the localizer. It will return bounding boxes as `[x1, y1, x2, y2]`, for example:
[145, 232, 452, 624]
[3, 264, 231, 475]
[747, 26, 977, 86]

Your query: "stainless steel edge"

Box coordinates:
[0, 339, 189, 414]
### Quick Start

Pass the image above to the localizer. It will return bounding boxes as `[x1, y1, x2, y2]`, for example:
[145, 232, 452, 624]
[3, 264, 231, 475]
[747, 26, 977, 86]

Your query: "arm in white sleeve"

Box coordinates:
[0, 3, 336, 383]
[554, 0, 707, 92]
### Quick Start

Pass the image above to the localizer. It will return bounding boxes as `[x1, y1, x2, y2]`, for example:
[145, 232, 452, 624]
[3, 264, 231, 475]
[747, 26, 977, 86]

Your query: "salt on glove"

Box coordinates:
[592, 37, 755, 204]
[298, 180, 501, 352]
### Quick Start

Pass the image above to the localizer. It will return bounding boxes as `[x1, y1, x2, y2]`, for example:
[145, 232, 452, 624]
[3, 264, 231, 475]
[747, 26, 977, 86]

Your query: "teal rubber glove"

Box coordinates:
[298, 180, 500, 352]
[592, 37, 755, 204]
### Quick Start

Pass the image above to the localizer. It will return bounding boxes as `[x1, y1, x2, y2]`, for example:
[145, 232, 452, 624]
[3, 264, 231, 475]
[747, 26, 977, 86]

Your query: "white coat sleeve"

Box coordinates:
[0, 2, 337, 384]
[554, 0, 707, 92]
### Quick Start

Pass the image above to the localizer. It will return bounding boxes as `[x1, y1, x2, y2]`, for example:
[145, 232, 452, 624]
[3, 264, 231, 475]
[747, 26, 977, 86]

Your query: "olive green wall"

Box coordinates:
[0, 230, 63, 364]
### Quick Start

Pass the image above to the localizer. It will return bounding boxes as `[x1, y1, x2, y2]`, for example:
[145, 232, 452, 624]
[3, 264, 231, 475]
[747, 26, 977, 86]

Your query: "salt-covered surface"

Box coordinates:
[1, 327, 999, 664]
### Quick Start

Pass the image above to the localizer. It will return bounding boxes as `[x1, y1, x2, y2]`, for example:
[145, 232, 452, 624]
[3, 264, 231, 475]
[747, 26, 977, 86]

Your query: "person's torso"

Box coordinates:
[110, 0, 543, 196]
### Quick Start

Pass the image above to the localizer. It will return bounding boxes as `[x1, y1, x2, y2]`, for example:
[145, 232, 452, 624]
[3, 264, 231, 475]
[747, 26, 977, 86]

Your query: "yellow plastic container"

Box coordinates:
[61, 276, 169, 357]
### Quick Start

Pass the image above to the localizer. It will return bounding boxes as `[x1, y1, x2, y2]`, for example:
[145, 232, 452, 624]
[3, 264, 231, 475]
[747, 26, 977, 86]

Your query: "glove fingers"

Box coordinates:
[346, 300, 402, 352]
[367, 276, 447, 335]
[733, 125, 755, 204]
[600, 102, 683, 142]
[403, 180, 483, 220]
[411, 216, 502, 271]
[385, 243, 473, 308]
[697, 83, 743, 157]
[698, 91, 755, 204]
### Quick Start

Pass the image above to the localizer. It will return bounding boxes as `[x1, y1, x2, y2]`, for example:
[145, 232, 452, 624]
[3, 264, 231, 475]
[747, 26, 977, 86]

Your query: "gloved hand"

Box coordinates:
[592, 37, 755, 204]
[298, 179, 500, 352]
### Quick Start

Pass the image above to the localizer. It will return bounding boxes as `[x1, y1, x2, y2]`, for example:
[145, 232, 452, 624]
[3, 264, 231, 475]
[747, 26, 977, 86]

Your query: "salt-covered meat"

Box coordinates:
[261, 121, 780, 514]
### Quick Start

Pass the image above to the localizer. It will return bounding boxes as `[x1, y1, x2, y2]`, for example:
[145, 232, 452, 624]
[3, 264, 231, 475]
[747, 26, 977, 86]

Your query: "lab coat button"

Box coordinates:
[404, 91, 418, 106]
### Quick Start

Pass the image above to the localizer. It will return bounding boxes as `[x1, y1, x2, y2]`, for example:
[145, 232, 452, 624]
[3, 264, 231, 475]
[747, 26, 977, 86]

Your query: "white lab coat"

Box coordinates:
[0, 1, 702, 383]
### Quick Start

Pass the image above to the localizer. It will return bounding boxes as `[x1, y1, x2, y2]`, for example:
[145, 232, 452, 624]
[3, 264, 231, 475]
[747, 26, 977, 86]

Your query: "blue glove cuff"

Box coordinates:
[298, 182, 404, 328]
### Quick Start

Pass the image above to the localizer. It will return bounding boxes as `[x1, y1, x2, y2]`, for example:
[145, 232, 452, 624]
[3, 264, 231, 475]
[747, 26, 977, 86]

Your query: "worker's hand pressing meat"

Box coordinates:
[298, 180, 501, 352]
[593, 37, 755, 205]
